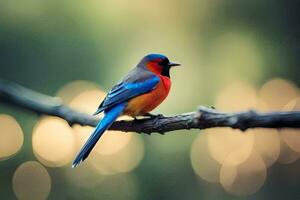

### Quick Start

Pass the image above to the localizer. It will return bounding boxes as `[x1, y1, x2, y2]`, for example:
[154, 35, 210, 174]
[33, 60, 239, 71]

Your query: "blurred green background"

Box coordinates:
[1, 0, 300, 199]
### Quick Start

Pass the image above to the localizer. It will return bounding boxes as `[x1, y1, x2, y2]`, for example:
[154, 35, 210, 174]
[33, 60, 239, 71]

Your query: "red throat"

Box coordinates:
[146, 62, 171, 91]
[159, 75, 171, 92]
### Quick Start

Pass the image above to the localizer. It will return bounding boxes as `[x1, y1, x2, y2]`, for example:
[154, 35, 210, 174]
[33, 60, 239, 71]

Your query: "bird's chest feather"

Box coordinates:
[124, 76, 171, 116]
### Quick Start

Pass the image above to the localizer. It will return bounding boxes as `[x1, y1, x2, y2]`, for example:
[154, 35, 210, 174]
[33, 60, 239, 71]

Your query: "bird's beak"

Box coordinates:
[168, 61, 181, 67]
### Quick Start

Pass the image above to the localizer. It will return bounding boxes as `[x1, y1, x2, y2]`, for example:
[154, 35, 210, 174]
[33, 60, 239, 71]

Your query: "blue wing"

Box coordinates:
[94, 69, 159, 115]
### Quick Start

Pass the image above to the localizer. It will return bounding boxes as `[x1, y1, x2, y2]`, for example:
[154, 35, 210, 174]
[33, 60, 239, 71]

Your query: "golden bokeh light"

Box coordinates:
[13, 161, 51, 200]
[276, 98, 300, 164]
[259, 78, 299, 111]
[282, 97, 300, 111]
[96, 131, 133, 156]
[281, 128, 300, 153]
[74, 125, 132, 156]
[32, 117, 76, 167]
[220, 151, 266, 196]
[56, 80, 100, 104]
[253, 129, 280, 167]
[0, 114, 23, 160]
[69, 89, 106, 114]
[190, 132, 221, 183]
[207, 128, 254, 166]
[280, 98, 300, 153]
[277, 135, 300, 164]
[88, 133, 144, 175]
[215, 82, 257, 112]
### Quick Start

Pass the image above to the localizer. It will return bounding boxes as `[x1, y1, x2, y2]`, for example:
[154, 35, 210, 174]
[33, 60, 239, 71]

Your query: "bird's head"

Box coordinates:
[138, 54, 180, 77]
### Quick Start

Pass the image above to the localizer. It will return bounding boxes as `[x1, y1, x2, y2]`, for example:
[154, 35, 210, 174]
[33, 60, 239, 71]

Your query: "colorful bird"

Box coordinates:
[72, 54, 180, 168]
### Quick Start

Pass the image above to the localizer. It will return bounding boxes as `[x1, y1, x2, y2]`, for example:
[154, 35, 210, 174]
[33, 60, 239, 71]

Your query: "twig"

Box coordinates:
[1, 79, 300, 134]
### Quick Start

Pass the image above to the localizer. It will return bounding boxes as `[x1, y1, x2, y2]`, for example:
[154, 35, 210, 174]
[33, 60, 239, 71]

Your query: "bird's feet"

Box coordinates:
[132, 117, 139, 122]
[144, 113, 165, 134]
[143, 113, 164, 119]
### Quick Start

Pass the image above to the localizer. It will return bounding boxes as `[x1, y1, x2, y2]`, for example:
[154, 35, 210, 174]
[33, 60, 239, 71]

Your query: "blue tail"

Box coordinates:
[72, 102, 127, 168]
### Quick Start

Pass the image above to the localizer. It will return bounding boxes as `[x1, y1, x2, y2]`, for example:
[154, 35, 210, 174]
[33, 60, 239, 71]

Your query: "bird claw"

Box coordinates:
[130, 117, 139, 126]
[152, 114, 165, 134]
[144, 113, 164, 119]
[143, 113, 156, 119]
[156, 114, 164, 119]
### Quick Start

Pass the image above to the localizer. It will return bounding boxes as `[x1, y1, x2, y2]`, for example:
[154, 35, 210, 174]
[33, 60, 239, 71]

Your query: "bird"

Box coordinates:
[72, 54, 180, 168]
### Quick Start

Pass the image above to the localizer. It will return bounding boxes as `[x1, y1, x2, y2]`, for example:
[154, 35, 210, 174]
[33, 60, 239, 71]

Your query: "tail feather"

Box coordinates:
[72, 103, 126, 168]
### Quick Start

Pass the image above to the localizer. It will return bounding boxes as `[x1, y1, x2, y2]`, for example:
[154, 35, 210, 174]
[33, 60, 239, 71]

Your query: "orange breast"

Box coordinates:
[124, 76, 171, 117]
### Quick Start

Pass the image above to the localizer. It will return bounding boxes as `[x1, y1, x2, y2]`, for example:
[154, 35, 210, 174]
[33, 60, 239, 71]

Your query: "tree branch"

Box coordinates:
[1, 79, 300, 134]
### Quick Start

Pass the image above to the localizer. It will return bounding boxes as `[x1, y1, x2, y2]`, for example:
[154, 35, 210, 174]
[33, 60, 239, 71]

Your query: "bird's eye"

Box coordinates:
[159, 59, 169, 67]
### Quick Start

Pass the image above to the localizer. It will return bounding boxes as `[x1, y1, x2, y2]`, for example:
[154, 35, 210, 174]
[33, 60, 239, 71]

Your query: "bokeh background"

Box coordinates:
[1, 0, 300, 199]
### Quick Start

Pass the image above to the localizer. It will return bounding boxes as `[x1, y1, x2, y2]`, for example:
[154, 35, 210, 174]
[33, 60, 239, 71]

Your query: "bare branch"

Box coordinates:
[1, 79, 300, 134]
